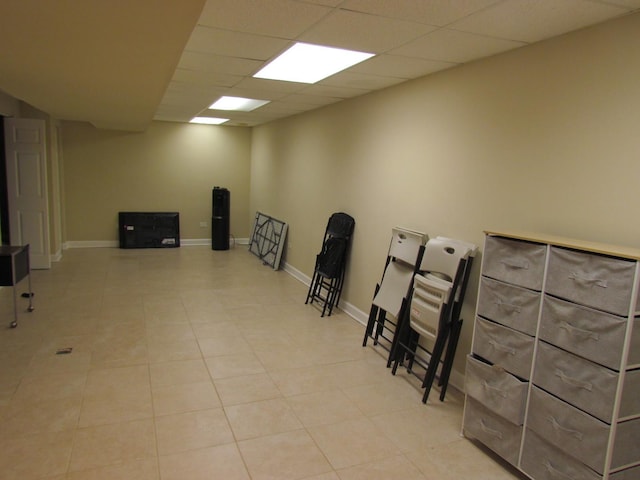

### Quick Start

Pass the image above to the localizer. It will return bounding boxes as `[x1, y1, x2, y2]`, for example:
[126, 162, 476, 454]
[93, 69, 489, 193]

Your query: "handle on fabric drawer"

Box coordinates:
[479, 419, 503, 439]
[568, 272, 608, 288]
[488, 339, 516, 356]
[482, 381, 508, 398]
[559, 321, 600, 341]
[500, 258, 529, 270]
[543, 460, 578, 480]
[554, 369, 593, 391]
[495, 300, 522, 313]
[546, 415, 583, 441]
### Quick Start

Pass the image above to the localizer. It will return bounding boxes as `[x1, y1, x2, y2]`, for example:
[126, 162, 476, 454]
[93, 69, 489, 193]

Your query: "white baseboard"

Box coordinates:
[63, 237, 250, 249]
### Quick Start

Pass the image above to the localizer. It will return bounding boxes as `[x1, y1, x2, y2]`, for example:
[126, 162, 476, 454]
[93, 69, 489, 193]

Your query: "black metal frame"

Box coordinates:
[305, 212, 355, 317]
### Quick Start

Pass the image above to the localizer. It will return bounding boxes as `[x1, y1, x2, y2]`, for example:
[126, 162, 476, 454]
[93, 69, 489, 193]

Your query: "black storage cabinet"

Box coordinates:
[119, 212, 180, 248]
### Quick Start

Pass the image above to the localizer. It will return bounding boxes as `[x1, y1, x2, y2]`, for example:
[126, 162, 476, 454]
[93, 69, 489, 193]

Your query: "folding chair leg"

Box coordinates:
[421, 330, 449, 404]
[362, 302, 380, 346]
[438, 319, 463, 401]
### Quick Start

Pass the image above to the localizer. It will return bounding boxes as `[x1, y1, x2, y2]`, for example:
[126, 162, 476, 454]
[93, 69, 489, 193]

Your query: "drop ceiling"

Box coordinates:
[1, 0, 639, 131]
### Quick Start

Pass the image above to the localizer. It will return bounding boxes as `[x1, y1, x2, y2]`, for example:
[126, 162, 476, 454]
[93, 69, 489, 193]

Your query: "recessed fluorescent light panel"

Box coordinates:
[210, 96, 270, 112]
[253, 42, 375, 84]
[189, 116, 229, 125]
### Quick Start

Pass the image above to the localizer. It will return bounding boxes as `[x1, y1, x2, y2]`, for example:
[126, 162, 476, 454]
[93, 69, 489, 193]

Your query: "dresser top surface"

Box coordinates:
[485, 230, 640, 261]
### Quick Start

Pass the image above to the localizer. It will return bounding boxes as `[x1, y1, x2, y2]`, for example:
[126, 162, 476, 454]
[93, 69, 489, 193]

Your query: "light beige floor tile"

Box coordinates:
[336, 454, 426, 480]
[0, 247, 524, 480]
[342, 378, 422, 416]
[149, 358, 211, 387]
[1, 395, 82, 436]
[197, 335, 253, 357]
[69, 419, 157, 472]
[0, 429, 74, 480]
[147, 338, 202, 363]
[308, 417, 400, 470]
[155, 408, 234, 455]
[90, 339, 149, 368]
[406, 439, 525, 480]
[11, 370, 86, 404]
[370, 405, 463, 453]
[301, 473, 341, 480]
[191, 320, 240, 338]
[205, 352, 266, 379]
[159, 444, 250, 480]
[286, 389, 364, 427]
[66, 457, 159, 480]
[79, 365, 153, 427]
[26, 349, 92, 376]
[238, 429, 333, 480]
[225, 397, 303, 440]
[214, 372, 282, 406]
[152, 380, 221, 416]
[145, 322, 195, 342]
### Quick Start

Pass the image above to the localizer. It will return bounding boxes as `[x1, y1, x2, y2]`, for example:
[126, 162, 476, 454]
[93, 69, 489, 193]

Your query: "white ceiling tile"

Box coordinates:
[450, 0, 629, 43]
[320, 71, 406, 90]
[391, 28, 526, 64]
[197, 0, 332, 37]
[234, 77, 308, 94]
[258, 101, 314, 114]
[185, 26, 290, 59]
[301, 83, 371, 98]
[281, 93, 343, 106]
[340, 0, 503, 26]
[349, 54, 457, 79]
[299, 9, 437, 52]
[178, 52, 263, 75]
[171, 68, 242, 88]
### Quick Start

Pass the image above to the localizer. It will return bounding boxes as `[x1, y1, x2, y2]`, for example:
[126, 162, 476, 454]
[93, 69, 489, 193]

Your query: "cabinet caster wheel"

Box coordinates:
[10, 321, 17, 328]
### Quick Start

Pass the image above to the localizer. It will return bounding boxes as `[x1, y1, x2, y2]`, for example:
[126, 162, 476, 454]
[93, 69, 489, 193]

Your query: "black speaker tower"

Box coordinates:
[212, 187, 230, 250]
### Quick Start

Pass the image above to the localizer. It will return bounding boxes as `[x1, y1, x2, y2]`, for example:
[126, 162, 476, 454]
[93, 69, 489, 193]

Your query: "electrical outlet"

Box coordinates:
[199, 221, 208, 228]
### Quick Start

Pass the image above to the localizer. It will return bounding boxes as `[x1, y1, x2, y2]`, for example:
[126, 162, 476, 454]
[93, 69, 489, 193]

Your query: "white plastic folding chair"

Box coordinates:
[362, 227, 427, 365]
[391, 236, 477, 402]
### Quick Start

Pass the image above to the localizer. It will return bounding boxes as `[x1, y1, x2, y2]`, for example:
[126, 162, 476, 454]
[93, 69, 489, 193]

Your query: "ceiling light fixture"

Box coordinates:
[189, 116, 229, 125]
[210, 96, 270, 111]
[253, 42, 375, 84]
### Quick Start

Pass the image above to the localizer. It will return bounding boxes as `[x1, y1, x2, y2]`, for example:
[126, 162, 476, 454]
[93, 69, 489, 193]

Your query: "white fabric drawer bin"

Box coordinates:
[482, 236, 547, 290]
[477, 277, 540, 336]
[473, 317, 535, 380]
[540, 295, 630, 370]
[534, 341, 617, 422]
[464, 355, 527, 425]
[527, 386, 640, 474]
[533, 341, 640, 422]
[463, 397, 522, 466]
[546, 247, 636, 317]
[521, 429, 601, 480]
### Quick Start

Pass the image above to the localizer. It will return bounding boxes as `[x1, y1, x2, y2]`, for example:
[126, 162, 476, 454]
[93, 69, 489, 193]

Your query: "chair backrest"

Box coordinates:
[326, 212, 355, 239]
[419, 237, 474, 281]
[388, 227, 428, 266]
[371, 227, 427, 316]
[409, 237, 477, 338]
[409, 273, 453, 340]
[317, 236, 347, 278]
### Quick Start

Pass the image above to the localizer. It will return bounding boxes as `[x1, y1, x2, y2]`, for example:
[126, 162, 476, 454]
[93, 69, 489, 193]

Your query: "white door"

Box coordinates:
[3, 118, 51, 269]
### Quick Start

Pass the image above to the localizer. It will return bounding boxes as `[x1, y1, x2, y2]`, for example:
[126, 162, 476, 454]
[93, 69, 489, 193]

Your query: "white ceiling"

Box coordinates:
[2, 0, 640, 131]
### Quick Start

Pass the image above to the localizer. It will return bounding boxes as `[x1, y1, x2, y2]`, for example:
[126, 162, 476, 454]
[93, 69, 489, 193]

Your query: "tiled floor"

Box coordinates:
[0, 246, 525, 479]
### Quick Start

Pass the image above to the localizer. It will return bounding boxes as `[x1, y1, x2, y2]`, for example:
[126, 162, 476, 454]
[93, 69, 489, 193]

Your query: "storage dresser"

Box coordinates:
[463, 231, 640, 480]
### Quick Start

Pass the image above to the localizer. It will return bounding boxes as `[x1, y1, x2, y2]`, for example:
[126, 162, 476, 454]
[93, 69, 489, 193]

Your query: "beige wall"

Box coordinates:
[61, 121, 252, 242]
[250, 12, 640, 376]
